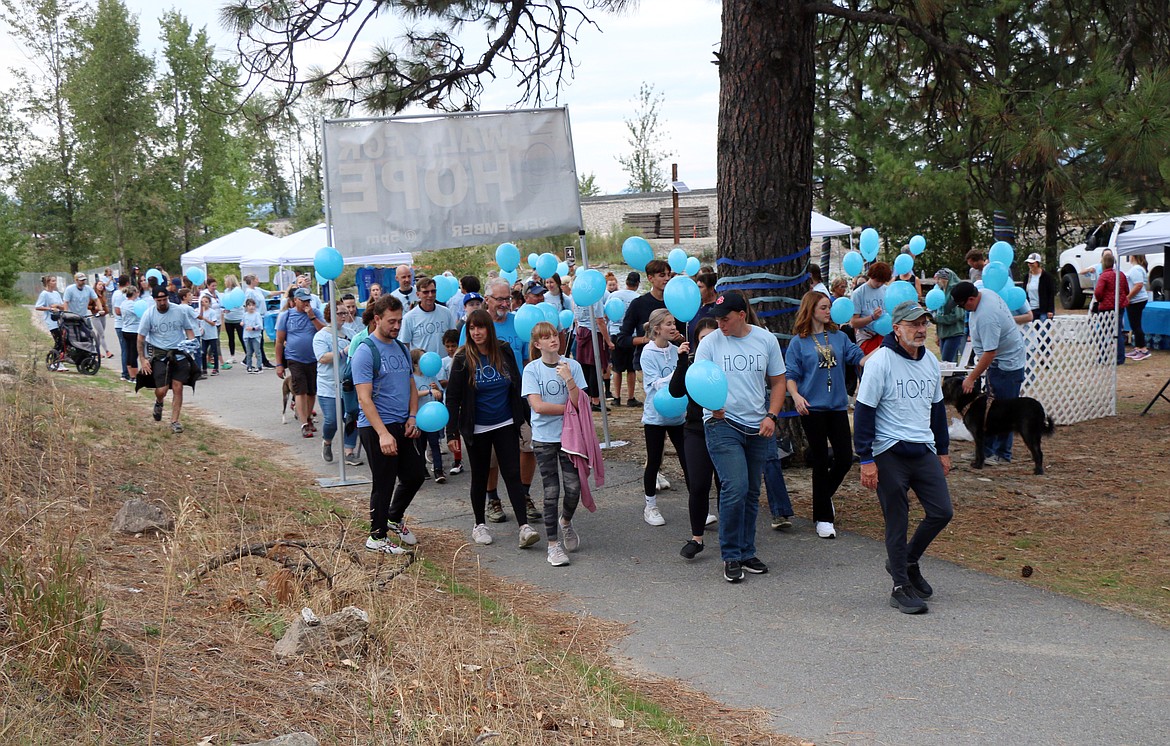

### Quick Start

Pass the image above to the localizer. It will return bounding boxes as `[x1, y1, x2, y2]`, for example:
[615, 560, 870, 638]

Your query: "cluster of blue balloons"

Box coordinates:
[184, 266, 206, 286]
[982, 262, 1010, 292]
[314, 246, 344, 281]
[514, 300, 574, 340]
[434, 275, 460, 303]
[859, 228, 880, 261]
[221, 287, 246, 310]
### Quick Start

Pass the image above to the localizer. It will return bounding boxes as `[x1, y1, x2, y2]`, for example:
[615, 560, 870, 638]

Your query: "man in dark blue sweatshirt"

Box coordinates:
[853, 301, 953, 614]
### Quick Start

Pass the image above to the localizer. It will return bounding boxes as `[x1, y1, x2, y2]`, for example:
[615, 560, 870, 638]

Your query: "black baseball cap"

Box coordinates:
[152, 286, 170, 299]
[951, 281, 979, 305]
[710, 292, 748, 317]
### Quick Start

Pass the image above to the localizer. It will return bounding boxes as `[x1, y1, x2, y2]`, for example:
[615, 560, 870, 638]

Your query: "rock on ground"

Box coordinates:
[238, 734, 319, 746]
[272, 606, 368, 661]
[110, 498, 173, 534]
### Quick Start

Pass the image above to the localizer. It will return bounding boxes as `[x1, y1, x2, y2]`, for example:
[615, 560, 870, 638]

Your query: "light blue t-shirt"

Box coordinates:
[439, 355, 453, 384]
[182, 304, 202, 339]
[111, 289, 126, 329]
[199, 307, 221, 339]
[849, 282, 886, 342]
[119, 299, 140, 334]
[459, 314, 527, 371]
[63, 283, 97, 316]
[855, 344, 943, 457]
[312, 327, 349, 399]
[1127, 265, 1149, 303]
[606, 288, 639, 337]
[640, 342, 685, 427]
[352, 335, 413, 427]
[36, 290, 63, 330]
[415, 371, 440, 405]
[242, 311, 265, 340]
[694, 326, 786, 428]
[573, 298, 605, 332]
[138, 303, 194, 351]
[400, 304, 455, 355]
[969, 289, 1026, 372]
[522, 356, 588, 443]
[276, 307, 325, 364]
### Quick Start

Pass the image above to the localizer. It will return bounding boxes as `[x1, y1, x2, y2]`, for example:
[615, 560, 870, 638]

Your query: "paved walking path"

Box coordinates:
[129, 334, 1167, 745]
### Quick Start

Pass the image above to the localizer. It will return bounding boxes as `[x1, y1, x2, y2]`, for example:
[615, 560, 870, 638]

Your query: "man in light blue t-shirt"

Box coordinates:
[276, 288, 326, 436]
[400, 277, 455, 355]
[136, 286, 197, 434]
[853, 301, 952, 614]
[952, 282, 1026, 464]
[695, 292, 785, 584]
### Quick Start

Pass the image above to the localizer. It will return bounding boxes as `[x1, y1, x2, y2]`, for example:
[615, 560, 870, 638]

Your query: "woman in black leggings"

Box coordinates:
[221, 275, 247, 364]
[670, 317, 719, 558]
[445, 310, 537, 549]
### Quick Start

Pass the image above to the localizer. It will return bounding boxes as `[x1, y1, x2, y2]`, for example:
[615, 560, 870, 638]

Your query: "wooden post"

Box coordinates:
[672, 163, 680, 245]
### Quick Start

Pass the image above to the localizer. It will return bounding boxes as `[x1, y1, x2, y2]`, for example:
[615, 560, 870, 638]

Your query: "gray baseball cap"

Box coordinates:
[891, 300, 933, 324]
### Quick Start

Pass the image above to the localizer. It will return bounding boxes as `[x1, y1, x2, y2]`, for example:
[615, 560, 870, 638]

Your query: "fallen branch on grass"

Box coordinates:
[188, 540, 337, 586]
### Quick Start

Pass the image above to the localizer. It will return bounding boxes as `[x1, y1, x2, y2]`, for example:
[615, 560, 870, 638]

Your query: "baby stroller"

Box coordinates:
[46, 311, 101, 375]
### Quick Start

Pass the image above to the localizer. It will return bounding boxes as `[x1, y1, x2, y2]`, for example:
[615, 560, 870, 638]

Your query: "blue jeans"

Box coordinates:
[243, 337, 263, 370]
[939, 335, 964, 364]
[764, 441, 794, 518]
[985, 366, 1024, 461]
[705, 419, 773, 562]
[319, 395, 357, 451]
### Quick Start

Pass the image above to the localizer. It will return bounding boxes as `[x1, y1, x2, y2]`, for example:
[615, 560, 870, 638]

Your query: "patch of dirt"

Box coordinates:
[601, 352, 1170, 626]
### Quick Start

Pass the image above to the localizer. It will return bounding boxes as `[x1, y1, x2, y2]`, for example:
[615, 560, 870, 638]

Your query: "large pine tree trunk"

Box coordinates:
[717, 1, 816, 461]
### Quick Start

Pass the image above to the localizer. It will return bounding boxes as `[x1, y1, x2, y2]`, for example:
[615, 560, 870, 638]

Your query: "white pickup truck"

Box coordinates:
[1058, 213, 1167, 309]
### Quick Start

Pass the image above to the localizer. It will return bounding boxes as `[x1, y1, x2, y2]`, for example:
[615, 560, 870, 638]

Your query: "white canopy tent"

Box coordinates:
[180, 227, 280, 269]
[1114, 215, 1170, 256]
[240, 224, 412, 268]
[811, 210, 852, 238]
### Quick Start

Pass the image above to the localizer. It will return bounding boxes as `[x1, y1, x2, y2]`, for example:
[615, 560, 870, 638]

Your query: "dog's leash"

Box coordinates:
[956, 375, 995, 431]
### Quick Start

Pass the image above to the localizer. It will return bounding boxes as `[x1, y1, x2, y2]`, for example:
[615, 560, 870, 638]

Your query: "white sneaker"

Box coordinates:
[643, 505, 666, 526]
[983, 455, 1007, 466]
[518, 524, 540, 548]
[449, 462, 464, 475]
[815, 521, 837, 539]
[547, 543, 571, 566]
[705, 513, 718, 526]
[560, 520, 580, 552]
[471, 524, 493, 545]
[365, 536, 407, 554]
[656, 472, 671, 491]
[387, 521, 417, 546]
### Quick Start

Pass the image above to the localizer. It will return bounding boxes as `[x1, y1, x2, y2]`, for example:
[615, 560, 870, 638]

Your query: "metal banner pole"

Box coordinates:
[319, 114, 370, 488]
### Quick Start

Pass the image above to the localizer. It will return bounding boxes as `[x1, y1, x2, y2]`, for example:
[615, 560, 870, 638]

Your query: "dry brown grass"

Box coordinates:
[0, 306, 800, 746]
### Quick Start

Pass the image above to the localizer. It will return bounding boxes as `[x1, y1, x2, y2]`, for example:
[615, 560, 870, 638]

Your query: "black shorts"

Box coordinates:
[612, 344, 635, 373]
[150, 353, 192, 388]
[287, 359, 317, 396]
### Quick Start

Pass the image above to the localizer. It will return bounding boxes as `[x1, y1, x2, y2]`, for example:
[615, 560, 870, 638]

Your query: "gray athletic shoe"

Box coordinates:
[560, 519, 580, 552]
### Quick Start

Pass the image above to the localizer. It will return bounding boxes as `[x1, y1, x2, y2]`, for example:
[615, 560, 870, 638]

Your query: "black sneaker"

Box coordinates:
[890, 585, 928, 614]
[525, 496, 542, 523]
[153, 400, 164, 421]
[680, 540, 704, 559]
[626, 398, 641, 408]
[724, 561, 744, 583]
[885, 559, 934, 600]
[434, 470, 446, 484]
[741, 557, 769, 574]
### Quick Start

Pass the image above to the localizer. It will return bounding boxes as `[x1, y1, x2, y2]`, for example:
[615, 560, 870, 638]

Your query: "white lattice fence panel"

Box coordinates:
[1020, 313, 1117, 424]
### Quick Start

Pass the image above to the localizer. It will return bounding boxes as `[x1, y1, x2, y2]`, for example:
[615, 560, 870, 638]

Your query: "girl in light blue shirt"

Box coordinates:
[638, 308, 688, 526]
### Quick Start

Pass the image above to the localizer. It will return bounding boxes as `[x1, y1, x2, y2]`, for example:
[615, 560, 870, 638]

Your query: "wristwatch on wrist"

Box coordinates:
[766, 413, 780, 424]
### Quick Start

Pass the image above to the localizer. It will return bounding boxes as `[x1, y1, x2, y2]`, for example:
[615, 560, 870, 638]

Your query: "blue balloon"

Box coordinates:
[416, 401, 449, 433]
[573, 269, 606, 307]
[859, 228, 880, 260]
[559, 309, 575, 330]
[184, 266, 206, 285]
[842, 251, 865, 277]
[668, 247, 688, 273]
[221, 287, 246, 310]
[500, 268, 517, 285]
[622, 236, 654, 271]
[315, 271, 328, 287]
[133, 299, 148, 316]
[514, 304, 544, 340]
[556, 261, 570, 279]
[830, 296, 855, 325]
[653, 387, 688, 419]
[314, 246, 344, 281]
[909, 235, 927, 255]
[663, 275, 701, 322]
[886, 280, 917, 308]
[536, 252, 558, 279]
[495, 242, 520, 272]
[435, 275, 458, 303]
[893, 253, 914, 276]
[872, 313, 894, 336]
[145, 268, 164, 284]
[1000, 284, 1026, 311]
[685, 256, 701, 276]
[605, 297, 626, 322]
[982, 261, 1010, 292]
[685, 359, 728, 411]
[527, 252, 539, 269]
[925, 287, 946, 311]
[538, 301, 559, 327]
[989, 241, 1014, 266]
[419, 351, 442, 377]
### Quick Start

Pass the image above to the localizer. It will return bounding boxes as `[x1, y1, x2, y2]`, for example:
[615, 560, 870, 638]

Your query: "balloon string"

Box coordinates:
[716, 247, 810, 268]
[750, 296, 803, 305]
[714, 279, 807, 291]
[715, 271, 806, 284]
[756, 307, 799, 318]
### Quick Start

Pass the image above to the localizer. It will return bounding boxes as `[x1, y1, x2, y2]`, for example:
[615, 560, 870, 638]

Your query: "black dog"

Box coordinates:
[941, 376, 1055, 475]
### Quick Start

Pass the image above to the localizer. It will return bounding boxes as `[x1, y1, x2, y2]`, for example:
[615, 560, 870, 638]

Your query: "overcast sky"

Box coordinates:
[0, 0, 722, 195]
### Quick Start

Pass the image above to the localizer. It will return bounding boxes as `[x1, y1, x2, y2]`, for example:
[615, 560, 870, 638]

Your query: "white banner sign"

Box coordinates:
[323, 109, 581, 254]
